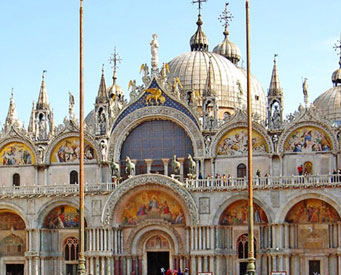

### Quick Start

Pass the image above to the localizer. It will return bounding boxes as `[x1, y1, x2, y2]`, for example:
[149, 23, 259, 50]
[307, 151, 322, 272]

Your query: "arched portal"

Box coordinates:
[0, 210, 26, 275]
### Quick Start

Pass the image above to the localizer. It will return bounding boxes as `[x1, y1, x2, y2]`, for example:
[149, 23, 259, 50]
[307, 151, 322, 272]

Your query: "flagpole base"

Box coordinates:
[246, 257, 257, 275]
[78, 257, 87, 275]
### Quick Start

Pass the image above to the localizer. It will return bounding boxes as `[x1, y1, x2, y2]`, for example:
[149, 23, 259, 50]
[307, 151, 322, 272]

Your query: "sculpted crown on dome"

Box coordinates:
[167, 8, 266, 122]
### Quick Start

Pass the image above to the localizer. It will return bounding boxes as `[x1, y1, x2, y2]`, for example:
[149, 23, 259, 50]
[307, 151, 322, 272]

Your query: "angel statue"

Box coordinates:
[172, 77, 183, 98]
[128, 80, 138, 101]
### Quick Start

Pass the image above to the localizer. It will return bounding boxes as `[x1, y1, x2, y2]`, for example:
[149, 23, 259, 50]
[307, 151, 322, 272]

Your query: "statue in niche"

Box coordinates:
[272, 105, 281, 129]
[98, 109, 106, 134]
[100, 140, 107, 162]
[37, 115, 47, 140]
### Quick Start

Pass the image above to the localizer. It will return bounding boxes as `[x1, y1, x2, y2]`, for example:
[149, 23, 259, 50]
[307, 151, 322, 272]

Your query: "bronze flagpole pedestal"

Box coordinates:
[246, 0, 256, 274]
[78, 0, 87, 274]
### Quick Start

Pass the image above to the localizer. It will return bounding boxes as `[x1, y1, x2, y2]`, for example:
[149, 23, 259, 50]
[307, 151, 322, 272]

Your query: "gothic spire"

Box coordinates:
[36, 70, 50, 110]
[4, 89, 21, 131]
[96, 65, 108, 104]
[268, 54, 282, 96]
[28, 101, 36, 133]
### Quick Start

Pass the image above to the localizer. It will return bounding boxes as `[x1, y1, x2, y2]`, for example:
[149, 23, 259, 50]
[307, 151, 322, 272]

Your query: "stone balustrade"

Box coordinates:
[0, 174, 340, 198]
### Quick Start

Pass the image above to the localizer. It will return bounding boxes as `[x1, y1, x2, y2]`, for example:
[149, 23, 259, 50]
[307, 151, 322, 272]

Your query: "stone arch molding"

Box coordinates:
[211, 122, 273, 158]
[126, 220, 184, 255]
[108, 106, 204, 162]
[0, 137, 38, 164]
[278, 191, 341, 223]
[0, 201, 29, 228]
[211, 193, 274, 225]
[102, 174, 199, 226]
[45, 132, 99, 164]
[33, 198, 92, 228]
[277, 121, 337, 155]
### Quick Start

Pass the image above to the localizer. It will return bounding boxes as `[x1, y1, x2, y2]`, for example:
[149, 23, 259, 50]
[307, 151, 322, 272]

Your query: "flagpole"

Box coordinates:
[246, 0, 256, 274]
[78, 0, 87, 274]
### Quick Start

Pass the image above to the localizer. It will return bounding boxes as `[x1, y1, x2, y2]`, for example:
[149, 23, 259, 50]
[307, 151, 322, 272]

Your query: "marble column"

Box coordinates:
[162, 158, 169, 176]
[145, 159, 153, 174]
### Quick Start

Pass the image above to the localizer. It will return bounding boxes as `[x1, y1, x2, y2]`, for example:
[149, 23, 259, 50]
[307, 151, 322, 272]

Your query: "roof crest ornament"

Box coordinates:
[218, 2, 233, 37]
[109, 47, 122, 84]
[334, 34, 341, 68]
[192, 0, 207, 16]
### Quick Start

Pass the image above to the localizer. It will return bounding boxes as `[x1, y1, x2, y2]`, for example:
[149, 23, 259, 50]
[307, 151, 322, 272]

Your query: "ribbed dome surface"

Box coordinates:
[213, 32, 241, 65]
[167, 51, 266, 121]
[313, 86, 341, 125]
[332, 68, 341, 86]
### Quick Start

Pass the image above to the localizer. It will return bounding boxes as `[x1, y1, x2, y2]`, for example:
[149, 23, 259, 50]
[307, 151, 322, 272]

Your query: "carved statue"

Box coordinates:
[110, 159, 120, 180]
[68, 91, 75, 119]
[140, 63, 150, 85]
[160, 63, 170, 79]
[128, 80, 138, 101]
[150, 34, 159, 71]
[302, 78, 309, 106]
[187, 154, 196, 177]
[125, 156, 135, 177]
[171, 154, 181, 175]
[145, 88, 166, 105]
[100, 140, 107, 162]
[172, 77, 182, 98]
[272, 105, 281, 129]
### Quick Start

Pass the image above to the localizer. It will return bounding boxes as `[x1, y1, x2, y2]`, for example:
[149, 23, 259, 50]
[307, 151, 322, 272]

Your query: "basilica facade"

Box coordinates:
[1, 4, 341, 275]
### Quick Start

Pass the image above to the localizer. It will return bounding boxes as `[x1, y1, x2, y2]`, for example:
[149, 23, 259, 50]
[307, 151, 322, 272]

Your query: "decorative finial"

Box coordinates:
[109, 47, 122, 82]
[11, 88, 14, 98]
[274, 54, 278, 63]
[42, 70, 47, 80]
[334, 34, 341, 68]
[101, 64, 105, 74]
[219, 2, 233, 32]
[192, 0, 207, 16]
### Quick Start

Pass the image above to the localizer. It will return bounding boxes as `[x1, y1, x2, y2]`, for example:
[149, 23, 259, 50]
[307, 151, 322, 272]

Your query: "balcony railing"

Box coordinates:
[0, 174, 340, 198]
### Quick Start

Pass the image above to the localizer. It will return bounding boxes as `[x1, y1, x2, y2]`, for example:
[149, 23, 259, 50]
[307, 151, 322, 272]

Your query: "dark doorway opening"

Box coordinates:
[6, 264, 24, 275]
[66, 264, 78, 275]
[309, 260, 320, 275]
[147, 252, 169, 275]
[239, 262, 247, 275]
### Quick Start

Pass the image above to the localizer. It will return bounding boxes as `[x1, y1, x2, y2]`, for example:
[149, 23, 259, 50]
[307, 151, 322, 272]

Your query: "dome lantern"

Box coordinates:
[190, 15, 209, 52]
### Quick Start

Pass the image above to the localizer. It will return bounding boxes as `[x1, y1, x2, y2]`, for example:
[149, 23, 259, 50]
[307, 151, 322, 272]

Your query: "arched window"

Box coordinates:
[13, 173, 20, 187]
[70, 171, 78, 184]
[237, 234, 256, 259]
[237, 163, 246, 178]
[64, 237, 79, 261]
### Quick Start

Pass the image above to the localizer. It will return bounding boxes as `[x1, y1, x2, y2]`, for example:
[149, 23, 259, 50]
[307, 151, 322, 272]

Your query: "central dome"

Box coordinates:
[167, 51, 267, 121]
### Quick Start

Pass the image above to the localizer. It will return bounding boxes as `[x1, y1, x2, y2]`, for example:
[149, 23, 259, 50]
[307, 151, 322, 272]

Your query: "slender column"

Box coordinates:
[89, 258, 94, 275]
[106, 257, 111, 275]
[138, 256, 142, 275]
[114, 229, 118, 253]
[206, 227, 210, 249]
[108, 228, 113, 251]
[178, 158, 185, 180]
[100, 257, 105, 275]
[186, 227, 190, 253]
[200, 159, 205, 178]
[145, 159, 153, 173]
[210, 159, 215, 177]
[191, 256, 196, 275]
[199, 227, 202, 250]
[203, 256, 208, 272]
[211, 226, 215, 250]
[100, 229, 103, 250]
[197, 256, 202, 272]
[162, 158, 169, 176]
[191, 227, 194, 250]
[209, 256, 214, 273]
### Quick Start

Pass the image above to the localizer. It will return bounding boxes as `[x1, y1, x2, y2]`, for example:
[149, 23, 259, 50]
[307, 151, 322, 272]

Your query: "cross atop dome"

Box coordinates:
[192, 0, 207, 15]
[334, 35, 341, 67]
[109, 47, 122, 72]
[219, 2, 233, 28]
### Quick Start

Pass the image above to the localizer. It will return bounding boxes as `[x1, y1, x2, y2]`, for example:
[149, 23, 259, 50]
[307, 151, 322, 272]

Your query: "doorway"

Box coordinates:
[239, 262, 247, 275]
[6, 264, 24, 275]
[147, 252, 169, 275]
[309, 260, 320, 275]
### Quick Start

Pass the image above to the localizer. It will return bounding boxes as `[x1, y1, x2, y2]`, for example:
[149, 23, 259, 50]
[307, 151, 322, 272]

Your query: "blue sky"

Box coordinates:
[0, 0, 340, 127]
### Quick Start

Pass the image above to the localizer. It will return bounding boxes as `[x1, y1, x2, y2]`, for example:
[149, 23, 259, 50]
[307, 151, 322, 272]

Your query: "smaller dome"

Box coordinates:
[107, 75, 124, 99]
[190, 15, 209, 52]
[332, 67, 341, 86]
[213, 27, 241, 65]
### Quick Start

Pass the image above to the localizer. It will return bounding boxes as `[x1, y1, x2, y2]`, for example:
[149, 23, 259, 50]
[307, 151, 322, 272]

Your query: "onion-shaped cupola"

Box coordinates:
[213, 3, 241, 65]
[190, 15, 209, 52]
[332, 59, 341, 87]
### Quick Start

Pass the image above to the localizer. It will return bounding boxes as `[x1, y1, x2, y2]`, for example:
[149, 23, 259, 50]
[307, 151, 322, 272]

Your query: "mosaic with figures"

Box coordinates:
[51, 137, 97, 163]
[284, 127, 332, 152]
[119, 190, 185, 225]
[0, 142, 35, 165]
[43, 205, 83, 229]
[217, 128, 267, 156]
[0, 212, 25, 230]
[220, 200, 268, 225]
[285, 199, 340, 223]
